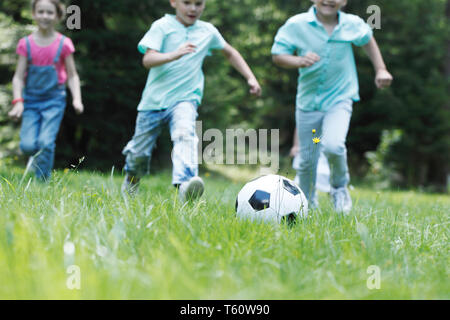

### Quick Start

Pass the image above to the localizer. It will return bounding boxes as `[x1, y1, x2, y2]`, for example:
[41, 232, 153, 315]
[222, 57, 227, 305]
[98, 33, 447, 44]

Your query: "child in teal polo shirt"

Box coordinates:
[272, 0, 393, 213]
[122, 0, 261, 201]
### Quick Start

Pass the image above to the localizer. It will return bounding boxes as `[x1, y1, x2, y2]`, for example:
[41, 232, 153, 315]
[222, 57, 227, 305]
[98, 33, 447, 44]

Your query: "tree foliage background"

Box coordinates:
[0, 0, 448, 190]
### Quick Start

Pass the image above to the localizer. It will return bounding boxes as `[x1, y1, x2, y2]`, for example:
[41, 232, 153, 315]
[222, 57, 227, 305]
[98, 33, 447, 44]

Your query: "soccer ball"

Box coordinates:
[235, 174, 308, 224]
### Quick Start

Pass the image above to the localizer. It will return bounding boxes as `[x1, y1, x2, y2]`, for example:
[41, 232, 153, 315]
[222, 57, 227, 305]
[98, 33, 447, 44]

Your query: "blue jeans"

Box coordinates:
[122, 100, 199, 185]
[20, 94, 66, 180]
[295, 99, 353, 202]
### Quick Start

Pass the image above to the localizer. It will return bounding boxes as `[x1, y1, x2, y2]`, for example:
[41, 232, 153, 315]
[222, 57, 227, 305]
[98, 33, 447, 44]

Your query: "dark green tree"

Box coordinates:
[0, 0, 448, 189]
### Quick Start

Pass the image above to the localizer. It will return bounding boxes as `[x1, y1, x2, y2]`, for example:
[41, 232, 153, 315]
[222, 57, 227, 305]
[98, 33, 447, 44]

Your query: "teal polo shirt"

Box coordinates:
[137, 14, 226, 111]
[271, 6, 373, 112]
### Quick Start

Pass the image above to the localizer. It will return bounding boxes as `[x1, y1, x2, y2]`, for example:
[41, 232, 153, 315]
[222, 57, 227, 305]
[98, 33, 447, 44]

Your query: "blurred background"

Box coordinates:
[0, 0, 448, 191]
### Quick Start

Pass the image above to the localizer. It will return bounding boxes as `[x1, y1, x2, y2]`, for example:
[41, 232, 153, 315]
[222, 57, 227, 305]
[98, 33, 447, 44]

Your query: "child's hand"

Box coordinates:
[73, 100, 84, 115]
[172, 42, 197, 61]
[248, 78, 262, 97]
[8, 102, 24, 121]
[289, 146, 299, 157]
[375, 69, 393, 89]
[298, 52, 321, 68]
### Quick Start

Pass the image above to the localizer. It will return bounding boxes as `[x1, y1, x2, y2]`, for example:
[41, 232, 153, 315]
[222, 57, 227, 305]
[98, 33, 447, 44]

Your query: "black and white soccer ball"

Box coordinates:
[235, 174, 308, 224]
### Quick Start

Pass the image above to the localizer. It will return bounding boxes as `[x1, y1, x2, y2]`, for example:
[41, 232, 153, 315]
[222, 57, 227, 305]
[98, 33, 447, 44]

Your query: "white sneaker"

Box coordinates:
[179, 176, 204, 202]
[330, 187, 352, 214]
[121, 174, 140, 197]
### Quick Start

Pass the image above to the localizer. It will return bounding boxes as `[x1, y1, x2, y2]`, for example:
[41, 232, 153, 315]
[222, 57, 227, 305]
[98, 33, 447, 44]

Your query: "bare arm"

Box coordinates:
[362, 37, 393, 89]
[142, 43, 196, 69]
[221, 43, 261, 96]
[65, 54, 84, 114]
[8, 55, 27, 120]
[272, 52, 321, 69]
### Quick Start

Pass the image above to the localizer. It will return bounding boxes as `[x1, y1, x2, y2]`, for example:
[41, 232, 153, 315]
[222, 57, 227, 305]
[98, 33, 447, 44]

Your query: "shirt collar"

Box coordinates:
[306, 5, 343, 27]
[306, 6, 317, 24]
[165, 14, 198, 29]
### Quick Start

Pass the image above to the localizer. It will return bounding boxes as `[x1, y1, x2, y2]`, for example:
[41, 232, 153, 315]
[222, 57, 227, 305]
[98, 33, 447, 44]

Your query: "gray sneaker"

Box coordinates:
[330, 187, 352, 214]
[121, 174, 140, 197]
[179, 176, 204, 202]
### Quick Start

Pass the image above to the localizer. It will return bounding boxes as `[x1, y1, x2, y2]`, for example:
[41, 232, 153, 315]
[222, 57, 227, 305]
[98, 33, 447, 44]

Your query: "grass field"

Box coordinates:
[0, 164, 448, 299]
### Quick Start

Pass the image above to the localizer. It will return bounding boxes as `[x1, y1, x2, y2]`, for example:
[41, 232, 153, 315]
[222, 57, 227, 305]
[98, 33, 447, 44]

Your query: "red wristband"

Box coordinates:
[12, 98, 24, 105]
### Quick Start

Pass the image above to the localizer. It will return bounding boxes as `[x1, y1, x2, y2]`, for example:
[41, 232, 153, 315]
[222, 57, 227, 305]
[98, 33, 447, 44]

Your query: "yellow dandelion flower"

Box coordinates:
[64, 168, 70, 174]
[312, 129, 316, 134]
[313, 137, 321, 144]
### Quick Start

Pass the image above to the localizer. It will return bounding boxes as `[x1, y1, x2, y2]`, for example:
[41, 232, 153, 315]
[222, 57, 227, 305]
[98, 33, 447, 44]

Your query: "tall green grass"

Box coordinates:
[0, 165, 448, 299]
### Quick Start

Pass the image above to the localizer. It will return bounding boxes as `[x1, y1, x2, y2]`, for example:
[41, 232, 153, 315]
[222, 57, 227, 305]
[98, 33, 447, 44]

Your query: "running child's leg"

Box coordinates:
[34, 98, 66, 180]
[168, 101, 199, 186]
[19, 107, 41, 159]
[321, 99, 352, 189]
[321, 99, 353, 213]
[122, 110, 164, 180]
[295, 108, 323, 205]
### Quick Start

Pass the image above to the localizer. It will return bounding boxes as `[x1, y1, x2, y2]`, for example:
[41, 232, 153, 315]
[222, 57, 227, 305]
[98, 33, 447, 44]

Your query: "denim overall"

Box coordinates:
[19, 35, 67, 180]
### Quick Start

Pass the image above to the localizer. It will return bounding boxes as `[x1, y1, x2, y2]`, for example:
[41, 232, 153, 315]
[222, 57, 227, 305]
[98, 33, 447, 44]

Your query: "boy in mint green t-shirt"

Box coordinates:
[122, 0, 261, 201]
[272, 0, 393, 213]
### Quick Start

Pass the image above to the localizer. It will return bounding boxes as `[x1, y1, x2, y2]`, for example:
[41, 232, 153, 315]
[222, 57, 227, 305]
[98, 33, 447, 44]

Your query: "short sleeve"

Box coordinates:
[60, 37, 75, 59]
[351, 16, 373, 47]
[138, 21, 165, 54]
[271, 20, 297, 55]
[208, 25, 226, 51]
[16, 38, 27, 57]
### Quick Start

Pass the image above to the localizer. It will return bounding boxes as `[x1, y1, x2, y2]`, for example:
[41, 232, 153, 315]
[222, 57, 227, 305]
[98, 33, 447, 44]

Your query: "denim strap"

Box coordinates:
[25, 36, 32, 63]
[53, 36, 65, 64]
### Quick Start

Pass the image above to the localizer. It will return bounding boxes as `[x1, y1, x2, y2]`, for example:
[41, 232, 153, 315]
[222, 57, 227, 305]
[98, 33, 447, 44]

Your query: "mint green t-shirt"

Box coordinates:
[271, 6, 373, 112]
[137, 14, 226, 111]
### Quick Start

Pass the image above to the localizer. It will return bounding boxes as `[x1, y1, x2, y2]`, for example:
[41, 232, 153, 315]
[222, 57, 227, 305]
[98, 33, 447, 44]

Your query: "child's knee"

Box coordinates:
[37, 138, 56, 152]
[20, 140, 38, 155]
[322, 141, 346, 156]
[298, 158, 314, 172]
